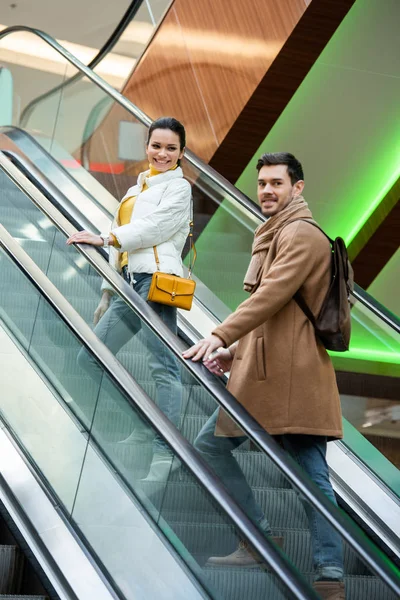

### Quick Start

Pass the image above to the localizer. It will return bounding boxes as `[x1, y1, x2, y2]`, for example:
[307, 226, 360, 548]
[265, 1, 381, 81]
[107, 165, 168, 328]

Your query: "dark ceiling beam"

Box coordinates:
[350, 184, 399, 290]
[336, 371, 400, 402]
[209, 0, 356, 184]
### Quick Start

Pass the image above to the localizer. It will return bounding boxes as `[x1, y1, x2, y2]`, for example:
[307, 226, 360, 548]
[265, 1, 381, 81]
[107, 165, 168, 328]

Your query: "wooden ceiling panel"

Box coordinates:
[123, 6, 219, 160]
[121, 0, 308, 161]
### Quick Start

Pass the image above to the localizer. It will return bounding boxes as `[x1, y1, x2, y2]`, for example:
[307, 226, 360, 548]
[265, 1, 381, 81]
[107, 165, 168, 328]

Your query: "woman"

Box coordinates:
[67, 117, 191, 482]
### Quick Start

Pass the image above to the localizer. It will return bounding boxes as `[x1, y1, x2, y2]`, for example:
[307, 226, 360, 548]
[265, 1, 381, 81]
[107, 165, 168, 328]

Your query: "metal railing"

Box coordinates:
[1, 151, 400, 597]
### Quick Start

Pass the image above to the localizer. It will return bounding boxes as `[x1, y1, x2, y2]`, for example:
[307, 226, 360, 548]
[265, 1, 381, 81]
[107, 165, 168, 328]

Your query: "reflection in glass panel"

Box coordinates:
[0, 249, 88, 514]
[101, 0, 173, 90]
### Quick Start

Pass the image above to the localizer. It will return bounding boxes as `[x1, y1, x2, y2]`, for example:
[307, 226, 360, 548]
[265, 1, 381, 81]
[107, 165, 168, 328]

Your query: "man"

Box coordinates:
[183, 153, 345, 600]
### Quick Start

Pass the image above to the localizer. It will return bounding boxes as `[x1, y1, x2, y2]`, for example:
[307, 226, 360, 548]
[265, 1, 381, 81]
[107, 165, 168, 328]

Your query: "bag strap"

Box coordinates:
[293, 290, 316, 326]
[153, 245, 161, 271]
[153, 191, 196, 278]
[284, 218, 331, 325]
[284, 217, 334, 245]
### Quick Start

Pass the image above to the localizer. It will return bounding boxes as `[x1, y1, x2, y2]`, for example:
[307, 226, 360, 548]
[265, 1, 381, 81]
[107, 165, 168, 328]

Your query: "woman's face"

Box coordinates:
[146, 128, 184, 172]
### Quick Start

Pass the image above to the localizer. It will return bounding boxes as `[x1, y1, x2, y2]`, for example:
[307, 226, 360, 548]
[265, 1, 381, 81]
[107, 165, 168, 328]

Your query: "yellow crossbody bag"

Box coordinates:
[147, 220, 197, 311]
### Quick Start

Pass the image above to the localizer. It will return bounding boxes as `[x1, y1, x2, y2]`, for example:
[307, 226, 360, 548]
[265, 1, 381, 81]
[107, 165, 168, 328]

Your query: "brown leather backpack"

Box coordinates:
[293, 220, 354, 352]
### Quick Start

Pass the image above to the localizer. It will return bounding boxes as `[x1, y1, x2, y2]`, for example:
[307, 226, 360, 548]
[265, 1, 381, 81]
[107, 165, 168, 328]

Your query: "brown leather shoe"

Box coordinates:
[313, 580, 345, 600]
[206, 536, 284, 567]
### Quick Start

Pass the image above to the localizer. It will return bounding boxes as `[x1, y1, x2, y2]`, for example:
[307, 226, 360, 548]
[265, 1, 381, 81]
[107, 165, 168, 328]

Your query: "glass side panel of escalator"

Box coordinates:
[1, 161, 400, 599]
[0, 243, 303, 600]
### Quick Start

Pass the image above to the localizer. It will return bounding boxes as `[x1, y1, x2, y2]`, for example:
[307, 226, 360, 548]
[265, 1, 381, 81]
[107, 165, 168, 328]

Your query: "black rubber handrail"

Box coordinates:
[0, 224, 318, 600]
[19, 0, 145, 126]
[1, 153, 400, 596]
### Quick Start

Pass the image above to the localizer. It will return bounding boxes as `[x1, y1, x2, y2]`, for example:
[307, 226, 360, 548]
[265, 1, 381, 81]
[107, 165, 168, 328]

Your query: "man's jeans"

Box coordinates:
[195, 409, 344, 581]
[78, 272, 182, 453]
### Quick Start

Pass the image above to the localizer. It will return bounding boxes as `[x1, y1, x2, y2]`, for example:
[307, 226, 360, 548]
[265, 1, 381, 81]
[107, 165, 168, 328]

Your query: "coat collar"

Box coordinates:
[137, 165, 183, 190]
[120, 166, 183, 204]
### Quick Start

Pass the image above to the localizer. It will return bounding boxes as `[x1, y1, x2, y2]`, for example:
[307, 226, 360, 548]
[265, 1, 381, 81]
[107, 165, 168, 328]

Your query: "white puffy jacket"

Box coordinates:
[102, 166, 191, 293]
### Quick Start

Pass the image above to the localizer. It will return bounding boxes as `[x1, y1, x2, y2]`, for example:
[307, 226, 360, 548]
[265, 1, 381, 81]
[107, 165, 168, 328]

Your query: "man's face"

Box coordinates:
[257, 164, 304, 217]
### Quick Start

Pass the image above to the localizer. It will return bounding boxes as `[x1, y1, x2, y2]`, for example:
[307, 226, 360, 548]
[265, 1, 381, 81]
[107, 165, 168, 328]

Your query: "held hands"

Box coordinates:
[66, 231, 104, 246]
[93, 291, 112, 325]
[182, 334, 225, 371]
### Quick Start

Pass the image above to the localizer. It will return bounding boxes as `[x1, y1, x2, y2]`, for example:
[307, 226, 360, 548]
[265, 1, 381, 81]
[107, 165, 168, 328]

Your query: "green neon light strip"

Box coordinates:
[345, 162, 400, 244]
[330, 348, 400, 364]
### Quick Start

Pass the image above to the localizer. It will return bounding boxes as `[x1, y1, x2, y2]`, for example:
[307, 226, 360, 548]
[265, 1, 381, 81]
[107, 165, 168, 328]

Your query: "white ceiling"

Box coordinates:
[0, 0, 133, 47]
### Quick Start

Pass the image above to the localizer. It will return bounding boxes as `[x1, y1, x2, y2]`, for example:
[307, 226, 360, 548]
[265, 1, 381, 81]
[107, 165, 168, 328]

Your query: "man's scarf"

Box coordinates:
[243, 195, 315, 292]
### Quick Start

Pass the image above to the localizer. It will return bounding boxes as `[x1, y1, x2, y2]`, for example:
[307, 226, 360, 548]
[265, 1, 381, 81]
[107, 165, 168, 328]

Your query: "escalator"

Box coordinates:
[0, 139, 399, 600]
[0, 25, 399, 600]
[0, 156, 322, 600]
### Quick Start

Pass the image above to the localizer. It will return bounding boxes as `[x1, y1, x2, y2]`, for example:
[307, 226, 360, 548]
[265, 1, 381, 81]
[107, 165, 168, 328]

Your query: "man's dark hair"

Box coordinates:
[256, 152, 304, 184]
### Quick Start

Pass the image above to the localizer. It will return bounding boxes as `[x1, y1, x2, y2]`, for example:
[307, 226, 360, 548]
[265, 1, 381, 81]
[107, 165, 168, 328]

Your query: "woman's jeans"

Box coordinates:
[195, 409, 344, 581]
[78, 272, 182, 453]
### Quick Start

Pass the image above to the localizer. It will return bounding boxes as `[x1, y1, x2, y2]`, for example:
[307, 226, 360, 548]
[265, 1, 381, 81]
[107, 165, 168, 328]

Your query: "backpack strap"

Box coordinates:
[287, 218, 334, 245]
[294, 289, 316, 325]
[284, 218, 333, 324]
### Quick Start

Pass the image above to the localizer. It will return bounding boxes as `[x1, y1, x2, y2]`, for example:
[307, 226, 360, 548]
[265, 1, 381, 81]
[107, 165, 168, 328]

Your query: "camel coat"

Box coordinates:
[213, 220, 343, 439]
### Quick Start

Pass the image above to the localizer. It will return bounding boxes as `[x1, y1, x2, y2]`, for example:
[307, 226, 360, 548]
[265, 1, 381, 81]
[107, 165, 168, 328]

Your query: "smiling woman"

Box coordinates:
[146, 116, 186, 171]
[67, 116, 193, 483]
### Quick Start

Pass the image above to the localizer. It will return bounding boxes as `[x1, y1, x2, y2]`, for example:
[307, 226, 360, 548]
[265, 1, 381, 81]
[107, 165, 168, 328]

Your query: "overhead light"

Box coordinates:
[0, 25, 135, 87]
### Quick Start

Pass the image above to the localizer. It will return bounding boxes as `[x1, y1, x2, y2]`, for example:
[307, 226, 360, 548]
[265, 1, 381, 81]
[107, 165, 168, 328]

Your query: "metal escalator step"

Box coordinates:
[205, 570, 397, 600]
[154, 486, 306, 529]
[205, 569, 290, 600]
[345, 575, 398, 600]
[182, 390, 218, 417]
[0, 546, 24, 594]
[180, 415, 209, 443]
[207, 571, 397, 600]
[235, 451, 290, 489]
[168, 522, 365, 575]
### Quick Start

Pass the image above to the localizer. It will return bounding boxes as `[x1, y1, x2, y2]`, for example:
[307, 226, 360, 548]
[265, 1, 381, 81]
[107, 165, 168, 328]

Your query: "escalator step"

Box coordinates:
[156, 487, 306, 529]
[205, 571, 397, 600]
[206, 569, 290, 600]
[168, 522, 365, 575]
[0, 546, 24, 594]
[345, 576, 398, 600]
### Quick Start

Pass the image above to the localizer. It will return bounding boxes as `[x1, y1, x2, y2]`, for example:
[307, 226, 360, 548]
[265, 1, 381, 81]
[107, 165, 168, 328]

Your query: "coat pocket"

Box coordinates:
[256, 337, 266, 380]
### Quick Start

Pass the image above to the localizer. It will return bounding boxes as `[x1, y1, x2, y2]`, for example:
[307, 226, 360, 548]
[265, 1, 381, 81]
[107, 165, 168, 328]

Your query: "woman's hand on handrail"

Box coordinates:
[66, 230, 114, 246]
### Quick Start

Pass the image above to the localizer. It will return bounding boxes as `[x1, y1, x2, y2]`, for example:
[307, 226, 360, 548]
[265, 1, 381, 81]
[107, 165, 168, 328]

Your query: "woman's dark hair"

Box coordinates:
[256, 152, 304, 184]
[147, 117, 186, 165]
